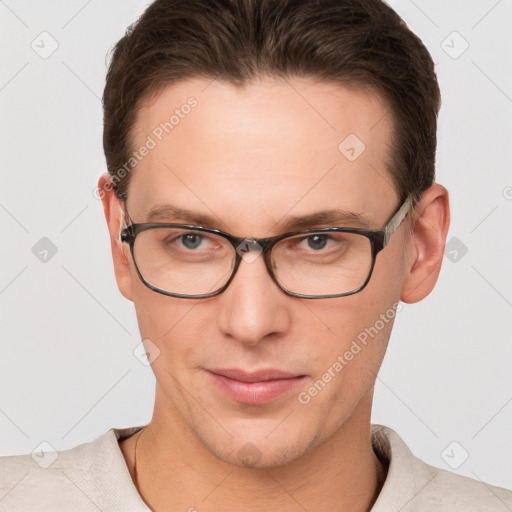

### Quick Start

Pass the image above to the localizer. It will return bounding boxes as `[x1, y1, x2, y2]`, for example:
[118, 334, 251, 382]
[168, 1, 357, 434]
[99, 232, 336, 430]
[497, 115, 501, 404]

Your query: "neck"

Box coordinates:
[123, 389, 386, 512]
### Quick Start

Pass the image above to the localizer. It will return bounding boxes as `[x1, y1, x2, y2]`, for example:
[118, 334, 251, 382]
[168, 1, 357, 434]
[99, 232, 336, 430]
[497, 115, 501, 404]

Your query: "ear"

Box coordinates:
[98, 173, 133, 302]
[400, 183, 450, 304]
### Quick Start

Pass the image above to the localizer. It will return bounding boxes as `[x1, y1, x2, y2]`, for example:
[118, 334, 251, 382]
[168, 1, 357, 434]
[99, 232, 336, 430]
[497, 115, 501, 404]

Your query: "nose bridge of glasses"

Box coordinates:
[231, 234, 273, 267]
[226, 234, 280, 289]
[232, 234, 275, 252]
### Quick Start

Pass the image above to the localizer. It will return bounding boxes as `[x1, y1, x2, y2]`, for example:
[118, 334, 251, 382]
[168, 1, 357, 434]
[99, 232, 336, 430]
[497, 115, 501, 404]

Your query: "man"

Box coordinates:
[1, 0, 511, 510]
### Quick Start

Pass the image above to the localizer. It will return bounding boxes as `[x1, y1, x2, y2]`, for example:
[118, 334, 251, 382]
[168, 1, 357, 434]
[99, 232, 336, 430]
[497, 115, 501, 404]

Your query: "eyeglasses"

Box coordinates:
[120, 196, 414, 300]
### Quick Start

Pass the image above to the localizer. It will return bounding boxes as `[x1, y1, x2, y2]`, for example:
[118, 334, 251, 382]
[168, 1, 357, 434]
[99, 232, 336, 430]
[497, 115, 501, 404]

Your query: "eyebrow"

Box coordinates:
[144, 203, 374, 232]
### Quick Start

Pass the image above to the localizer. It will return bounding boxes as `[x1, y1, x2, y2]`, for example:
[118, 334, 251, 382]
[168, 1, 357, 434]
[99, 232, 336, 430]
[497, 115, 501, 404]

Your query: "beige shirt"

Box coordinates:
[1, 424, 511, 511]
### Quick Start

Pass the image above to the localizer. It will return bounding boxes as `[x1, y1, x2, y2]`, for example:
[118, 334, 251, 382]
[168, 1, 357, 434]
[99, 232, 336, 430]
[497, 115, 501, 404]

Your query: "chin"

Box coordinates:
[190, 417, 323, 469]
[206, 437, 313, 469]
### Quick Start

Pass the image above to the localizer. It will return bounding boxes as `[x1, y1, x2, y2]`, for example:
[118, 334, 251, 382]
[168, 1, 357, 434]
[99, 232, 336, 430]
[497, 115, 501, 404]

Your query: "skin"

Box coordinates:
[99, 76, 449, 511]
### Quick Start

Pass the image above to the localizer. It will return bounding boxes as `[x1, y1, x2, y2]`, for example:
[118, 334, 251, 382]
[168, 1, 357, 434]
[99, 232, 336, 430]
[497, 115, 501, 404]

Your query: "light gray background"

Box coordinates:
[1, 0, 511, 490]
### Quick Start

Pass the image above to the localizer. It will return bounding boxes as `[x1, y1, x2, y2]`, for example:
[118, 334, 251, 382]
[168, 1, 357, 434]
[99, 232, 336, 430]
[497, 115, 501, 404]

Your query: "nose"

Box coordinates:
[216, 250, 291, 346]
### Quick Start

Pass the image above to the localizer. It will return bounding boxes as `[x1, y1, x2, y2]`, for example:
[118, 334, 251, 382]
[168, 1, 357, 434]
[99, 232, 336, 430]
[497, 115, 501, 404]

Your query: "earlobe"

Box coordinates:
[400, 183, 450, 304]
[98, 173, 134, 302]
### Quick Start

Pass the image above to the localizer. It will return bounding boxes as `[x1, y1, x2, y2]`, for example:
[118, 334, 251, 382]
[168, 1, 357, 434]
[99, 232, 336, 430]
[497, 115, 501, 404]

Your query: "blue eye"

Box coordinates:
[180, 233, 204, 250]
[305, 234, 329, 251]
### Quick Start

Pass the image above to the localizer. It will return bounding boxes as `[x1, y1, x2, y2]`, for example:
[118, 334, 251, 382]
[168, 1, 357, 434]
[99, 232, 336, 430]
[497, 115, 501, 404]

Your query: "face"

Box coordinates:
[104, 76, 412, 468]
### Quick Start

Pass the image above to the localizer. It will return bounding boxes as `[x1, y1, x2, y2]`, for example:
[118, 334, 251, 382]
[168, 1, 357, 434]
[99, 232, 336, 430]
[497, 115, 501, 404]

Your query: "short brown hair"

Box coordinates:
[102, 0, 440, 204]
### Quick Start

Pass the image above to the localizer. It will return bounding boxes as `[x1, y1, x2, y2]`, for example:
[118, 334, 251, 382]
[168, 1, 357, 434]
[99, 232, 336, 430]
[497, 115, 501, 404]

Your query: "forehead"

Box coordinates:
[127, 76, 397, 235]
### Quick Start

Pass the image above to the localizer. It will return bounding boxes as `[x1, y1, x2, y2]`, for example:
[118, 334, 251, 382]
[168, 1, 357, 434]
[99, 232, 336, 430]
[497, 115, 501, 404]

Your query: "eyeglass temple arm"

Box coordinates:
[119, 204, 133, 241]
[383, 196, 414, 246]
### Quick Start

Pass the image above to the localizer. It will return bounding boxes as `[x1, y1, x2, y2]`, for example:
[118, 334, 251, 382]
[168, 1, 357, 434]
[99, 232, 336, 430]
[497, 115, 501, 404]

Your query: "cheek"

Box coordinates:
[303, 283, 398, 352]
[296, 299, 399, 426]
[297, 262, 403, 398]
[129, 256, 196, 340]
[131, 280, 212, 376]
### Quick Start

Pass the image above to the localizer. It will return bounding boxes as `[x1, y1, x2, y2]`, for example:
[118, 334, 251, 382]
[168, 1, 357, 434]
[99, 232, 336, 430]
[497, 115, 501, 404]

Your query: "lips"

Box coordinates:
[209, 368, 301, 382]
[206, 368, 306, 405]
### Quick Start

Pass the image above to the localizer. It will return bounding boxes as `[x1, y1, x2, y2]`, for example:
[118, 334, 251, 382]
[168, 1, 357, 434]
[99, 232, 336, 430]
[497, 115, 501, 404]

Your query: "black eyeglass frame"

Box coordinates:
[120, 196, 414, 300]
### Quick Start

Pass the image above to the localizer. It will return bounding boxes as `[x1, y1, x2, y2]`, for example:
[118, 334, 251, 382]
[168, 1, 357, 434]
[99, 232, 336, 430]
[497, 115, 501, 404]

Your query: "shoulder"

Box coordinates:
[371, 424, 512, 511]
[0, 426, 146, 512]
[410, 462, 512, 511]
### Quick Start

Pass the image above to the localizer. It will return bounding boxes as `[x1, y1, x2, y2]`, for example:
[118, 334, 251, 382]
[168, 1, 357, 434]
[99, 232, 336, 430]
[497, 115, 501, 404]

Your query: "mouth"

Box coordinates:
[206, 368, 306, 405]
